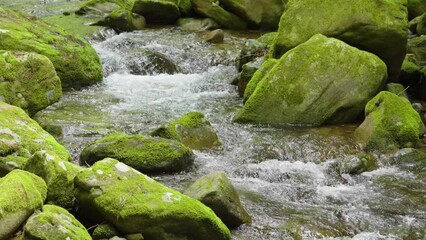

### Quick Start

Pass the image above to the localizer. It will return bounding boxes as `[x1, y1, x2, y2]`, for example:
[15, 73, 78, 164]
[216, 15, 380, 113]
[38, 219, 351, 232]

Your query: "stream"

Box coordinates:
[34, 27, 426, 240]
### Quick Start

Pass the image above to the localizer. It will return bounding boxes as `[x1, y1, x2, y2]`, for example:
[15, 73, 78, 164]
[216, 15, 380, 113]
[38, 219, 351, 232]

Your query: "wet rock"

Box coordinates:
[125, 50, 180, 75]
[80, 132, 194, 173]
[150, 112, 221, 150]
[392, 148, 426, 178]
[132, 0, 180, 24]
[95, 9, 146, 32]
[271, 0, 408, 82]
[0, 8, 103, 89]
[191, 0, 247, 30]
[256, 32, 277, 47]
[219, 0, 285, 30]
[408, 0, 426, 20]
[75, 0, 125, 17]
[339, 153, 378, 175]
[243, 58, 277, 103]
[23, 205, 91, 240]
[236, 39, 268, 71]
[177, 17, 220, 31]
[204, 29, 224, 43]
[92, 223, 119, 240]
[407, 36, 426, 66]
[237, 57, 263, 97]
[74, 158, 231, 239]
[0, 170, 47, 240]
[24, 150, 82, 209]
[355, 91, 425, 151]
[0, 51, 62, 116]
[184, 171, 252, 228]
[0, 102, 71, 176]
[235, 34, 387, 126]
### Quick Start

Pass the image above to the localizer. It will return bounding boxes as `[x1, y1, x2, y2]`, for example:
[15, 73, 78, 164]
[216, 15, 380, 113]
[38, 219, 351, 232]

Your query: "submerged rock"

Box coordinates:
[151, 112, 221, 150]
[80, 133, 194, 173]
[132, 0, 181, 24]
[355, 91, 425, 151]
[0, 8, 103, 89]
[235, 34, 387, 126]
[23, 205, 91, 240]
[74, 158, 231, 239]
[271, 0, 408, 82]
[0, 169, 47, 240]
[0, 102, 71, 176]
[24, 150, 82, 209]
[95, 9, 146, 32]
[0, 51, 62, 116]
[185, 171, 252, 228]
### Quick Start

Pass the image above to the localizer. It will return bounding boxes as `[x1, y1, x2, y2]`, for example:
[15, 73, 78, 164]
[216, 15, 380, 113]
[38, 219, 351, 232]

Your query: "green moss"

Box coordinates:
[74, 158, 231, 239]
[0, 155, 28, 177]
[0, 8, 103, 90]
[80, 133, 194, 173]
[257, 32, 278, 46]
[42, 14, 103, 39]
[132, 0, 180, 24]
[243, 58, 277, 102]
[96, 9, 146, 32]
[92, 223, 119, 240]
[0, 169, 47, 240]
[24, 205, 91, 240]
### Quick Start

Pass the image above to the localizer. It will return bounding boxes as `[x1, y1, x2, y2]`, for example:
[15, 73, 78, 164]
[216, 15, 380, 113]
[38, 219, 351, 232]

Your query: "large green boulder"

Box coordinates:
[271, 0, 408, 82]
[219, 0, 285, 29]
[151, 112, 221, 150]
[184, 171, 251, 228]
[0, 170, 47, 240]
[0, 51, 62, 116]
[23, 205, 91, 240]
[24, 151, 82, 209]
[0, 8, 103, 89]
[355, 91, 425, 151]
[191, 0, 247, 30]
[74, 158, 231, 239]
[0, 102, 71, 176]
[80, 133, 194, 173]
[408, 0, 426, 20]
[235, 34, 387, 126]
[95, 9, 146, 32]
[132, 0, 181, 24]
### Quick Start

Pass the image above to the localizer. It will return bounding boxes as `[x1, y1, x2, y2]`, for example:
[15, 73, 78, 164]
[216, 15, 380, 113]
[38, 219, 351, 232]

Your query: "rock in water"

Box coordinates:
[271, 0, 407, 82]
[0, 170, 47, 240]
[235, 34, 387, 126]
[204, 29, 224, 43]
[355, 91, 425, 151]
[74, 158, 231, 239]
[0, 8, 103, 89]
[0, 51, 62, 116]
[95, 9, 146, 32]
[132, 0, 181, 24]
[23, 205, 91, 240]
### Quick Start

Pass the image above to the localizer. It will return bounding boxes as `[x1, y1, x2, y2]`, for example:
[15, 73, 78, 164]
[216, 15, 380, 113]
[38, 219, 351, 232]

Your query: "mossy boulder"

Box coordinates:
[235, 34, 387, 126]
[151, 112, 221, 150]
[385, 83, 409, 100]
[95, 9, 146, 32]
[125, 50, 180, 75]
[184, 171, 251, 228]
[177, 17, 220, 31]
[0, 102, 71, 175]
[76, 0, 135, 16]
[132, 0, 181, 24]
[23, 205, 91, 240]
[93, 223, 120, 240]
[408, 0, 426, 20]
[74, 158, 231, 239]
[204, 29, 224, 43]
[257, 32, 277, 46]
[243, 58, 277, 103]
[0, 51, 62, 116]
[80, 133, 194, 173]
[0, 8, 103, 90]
[408, 36, 426, 66]
[271, 0, 408, 82]
[191, 0, 247, 30]
[219, 0, 285, 29]
[0, 169, 47, 240]
[355, 91, 425, 151]
[24, 151, 82, 209]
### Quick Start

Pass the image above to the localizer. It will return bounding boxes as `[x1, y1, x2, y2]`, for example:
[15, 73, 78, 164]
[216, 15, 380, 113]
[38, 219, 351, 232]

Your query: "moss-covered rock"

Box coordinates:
[237, 57, 263, 97]
[80, 133, 194, 173]
[132, 0, 181, 24]
[417, 12, 426, 35]
[76, 0, 135, 16]
[235, 34, 387, 126]
[385, 83, 409, 100]
[0, 102, 71, 175]
[204, 29, 224, 43]
[243, 58, 277, 103]
[151, 112, 221, 150]
[95, 8, 146, 32]
[355, 91, 425, 151]
[92, 223, 120, 240]
[408, 0, 426, 20]
[184, 171, 251, 228]
[271, 0, 408, 82]
[236, 39, 268, 71]
[339, 153, 378, 175]
[191, 0, 247, 30]
[0, 51, 62, 116]
[177, 17, 220, 31]
[257, 32, 277, 47]
[125, 50, 180, 75]
[74, 158, 231, 239]
[219, 0, 285, 30]
[408, 35, 426, 66]
[23, 204, 91, 240]
[24, 150, 82, 209]
[0, 169, 47, 240]
[0, 8, 103, 90]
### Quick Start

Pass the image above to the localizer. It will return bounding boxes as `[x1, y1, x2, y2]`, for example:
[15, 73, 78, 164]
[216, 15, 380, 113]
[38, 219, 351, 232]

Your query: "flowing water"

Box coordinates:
[35, 28, 426, 239]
